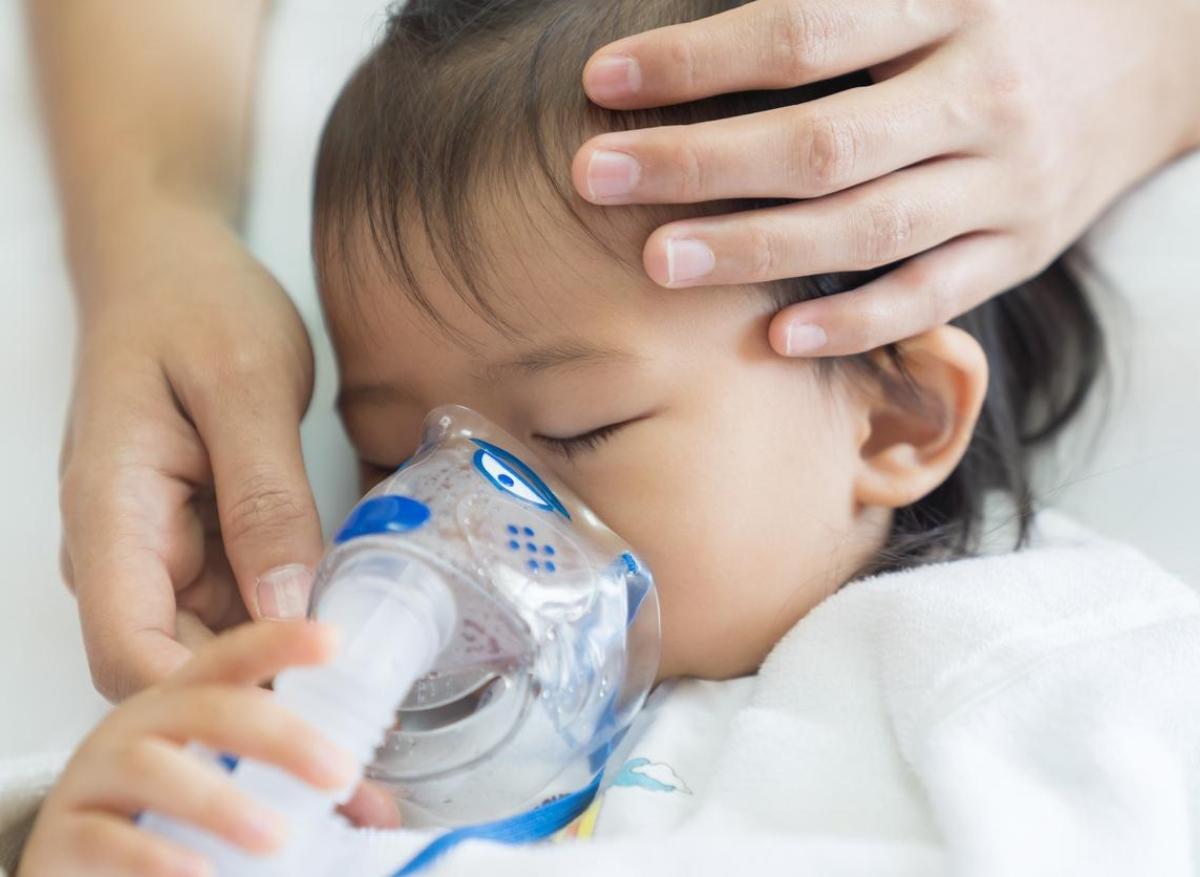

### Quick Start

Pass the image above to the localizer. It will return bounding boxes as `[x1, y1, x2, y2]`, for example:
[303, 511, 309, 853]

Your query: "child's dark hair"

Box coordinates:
[313, 0, 1103, 573]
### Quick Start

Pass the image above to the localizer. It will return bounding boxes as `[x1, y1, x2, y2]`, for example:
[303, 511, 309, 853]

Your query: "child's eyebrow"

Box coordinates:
[476, 340, 640, 381]
[337, 342, 641, 412]
[336, 382, 420, 412]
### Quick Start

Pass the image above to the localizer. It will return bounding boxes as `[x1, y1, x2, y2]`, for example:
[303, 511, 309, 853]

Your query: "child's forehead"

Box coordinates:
[323, 229, 668, 411]
[323, 202, 776, 423]
[320, 192, 657, 355]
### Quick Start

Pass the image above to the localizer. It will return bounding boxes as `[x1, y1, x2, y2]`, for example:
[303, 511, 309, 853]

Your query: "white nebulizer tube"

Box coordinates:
[140, 553, 456, 876]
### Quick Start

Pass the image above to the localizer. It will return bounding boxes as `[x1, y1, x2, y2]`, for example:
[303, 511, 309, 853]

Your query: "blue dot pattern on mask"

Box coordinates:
[503, 524, 559, 574]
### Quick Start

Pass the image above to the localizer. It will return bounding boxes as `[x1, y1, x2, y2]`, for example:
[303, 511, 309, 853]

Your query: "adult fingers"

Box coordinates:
[174, 533, 249, 632]
[63, 463, 194, 701]
[77, 738, 284, 855]
[60, 362, 214, 700]
[642, 157, 1000, 287]
[767, 232, 1028, 356]
[189, 388, 323, 622]
[73, 549, 192, 702]
[171, 620, 337, 688]
[575, 64, 969, 205]
[582, 0, 959, 108]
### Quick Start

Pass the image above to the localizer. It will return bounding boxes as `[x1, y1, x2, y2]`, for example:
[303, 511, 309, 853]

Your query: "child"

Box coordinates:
[11, 1, 1200, 874]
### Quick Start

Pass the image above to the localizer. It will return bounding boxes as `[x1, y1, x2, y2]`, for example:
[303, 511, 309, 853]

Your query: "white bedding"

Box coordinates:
[1, 1, 1197, 765]
[391, 516, 1200, 877]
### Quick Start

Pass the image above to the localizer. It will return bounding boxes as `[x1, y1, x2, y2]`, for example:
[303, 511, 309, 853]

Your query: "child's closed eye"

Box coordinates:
[357, 459, 400, 492]
[535, 418, 642, 461]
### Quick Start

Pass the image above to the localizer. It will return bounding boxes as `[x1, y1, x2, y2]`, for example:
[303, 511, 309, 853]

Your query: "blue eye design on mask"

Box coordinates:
[471, 439, 571, 521]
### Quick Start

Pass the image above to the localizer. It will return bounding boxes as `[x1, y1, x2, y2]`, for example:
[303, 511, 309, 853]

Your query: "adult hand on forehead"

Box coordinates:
[574, 0, 1200, 357]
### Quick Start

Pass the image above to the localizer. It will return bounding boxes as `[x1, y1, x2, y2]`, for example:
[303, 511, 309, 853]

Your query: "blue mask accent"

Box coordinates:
[470, 439, 571, 521]
[620, 552, 652, 626]
[334, 495, 432, 544]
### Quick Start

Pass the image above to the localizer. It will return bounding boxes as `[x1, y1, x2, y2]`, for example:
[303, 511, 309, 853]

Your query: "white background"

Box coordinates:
[1, 2, 1197, 761]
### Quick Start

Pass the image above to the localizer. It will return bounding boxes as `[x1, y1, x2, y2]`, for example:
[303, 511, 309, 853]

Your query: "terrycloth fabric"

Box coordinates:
[5, 516, 1200, 876]
[344, 515, 1200, 876]
[0, 752, 67, 876]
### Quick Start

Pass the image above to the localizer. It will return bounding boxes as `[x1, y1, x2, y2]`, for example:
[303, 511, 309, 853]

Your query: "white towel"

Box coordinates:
[0, 751, 68, 874]
[346, 514, 1200, 876]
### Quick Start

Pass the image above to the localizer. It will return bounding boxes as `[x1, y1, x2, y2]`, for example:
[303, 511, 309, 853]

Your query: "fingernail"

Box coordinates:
[172, 853, 212, 877]
[586, 150, 641, 201]
[256, 564, 313, 620]
[586, 54, 642, 101]
[348, 781, 404, 829]
[236, 806, 286, 852]
[784, 323, 829, 356]
[313, 742, 359, 789]
[665, 238, 716, 285]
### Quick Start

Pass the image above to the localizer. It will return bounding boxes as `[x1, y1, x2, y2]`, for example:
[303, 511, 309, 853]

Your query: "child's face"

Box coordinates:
[322, 207, 891, 681]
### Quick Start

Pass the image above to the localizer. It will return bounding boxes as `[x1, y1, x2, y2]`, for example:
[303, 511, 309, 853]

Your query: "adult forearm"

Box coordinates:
[1184, 3, 1200, 153]
[28, 0, 269, 298]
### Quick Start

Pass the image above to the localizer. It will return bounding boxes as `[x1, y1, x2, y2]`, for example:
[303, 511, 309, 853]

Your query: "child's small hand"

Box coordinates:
[19, 621, 359, 877]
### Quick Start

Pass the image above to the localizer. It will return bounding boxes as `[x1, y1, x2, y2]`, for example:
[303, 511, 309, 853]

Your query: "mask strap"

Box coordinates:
[391, 768, 604, 875]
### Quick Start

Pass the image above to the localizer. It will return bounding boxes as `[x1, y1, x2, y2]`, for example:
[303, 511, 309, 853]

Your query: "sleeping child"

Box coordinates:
[10, 1, 1200, 875]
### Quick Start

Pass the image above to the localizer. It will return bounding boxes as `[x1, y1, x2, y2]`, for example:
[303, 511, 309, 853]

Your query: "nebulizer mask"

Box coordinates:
[141, 405, 660, 874]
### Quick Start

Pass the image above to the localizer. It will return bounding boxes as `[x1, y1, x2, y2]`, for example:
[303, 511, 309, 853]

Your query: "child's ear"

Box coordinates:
[852, 325, 988, 510]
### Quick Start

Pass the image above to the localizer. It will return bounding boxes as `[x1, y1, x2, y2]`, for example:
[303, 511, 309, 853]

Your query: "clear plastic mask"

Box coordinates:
[308, 405, 660, 825]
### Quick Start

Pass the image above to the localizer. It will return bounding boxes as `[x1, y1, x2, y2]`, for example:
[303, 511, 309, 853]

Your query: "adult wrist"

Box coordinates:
[1170, 1, 1200, 154]
[63, 186, 242, 324]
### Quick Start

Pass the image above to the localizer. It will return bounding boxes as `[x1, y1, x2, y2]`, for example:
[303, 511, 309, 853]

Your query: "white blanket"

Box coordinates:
[4, 516, 1199, 876]
[344, 515, 1200, 876]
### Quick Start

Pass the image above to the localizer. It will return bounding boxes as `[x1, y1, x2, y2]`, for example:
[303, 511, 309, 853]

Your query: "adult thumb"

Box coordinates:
[200, 402, 325, 621]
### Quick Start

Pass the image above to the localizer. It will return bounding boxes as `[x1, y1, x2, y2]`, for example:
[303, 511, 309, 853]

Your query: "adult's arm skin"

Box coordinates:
[574, 0, 1200, 356]
[29, 0, 324, 702]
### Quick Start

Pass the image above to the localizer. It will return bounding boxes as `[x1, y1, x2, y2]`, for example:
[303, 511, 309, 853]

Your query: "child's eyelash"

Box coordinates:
[536, 421, 629, 460]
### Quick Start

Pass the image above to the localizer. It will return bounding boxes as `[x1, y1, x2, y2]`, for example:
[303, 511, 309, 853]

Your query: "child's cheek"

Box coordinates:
[592, 441, 778, 677]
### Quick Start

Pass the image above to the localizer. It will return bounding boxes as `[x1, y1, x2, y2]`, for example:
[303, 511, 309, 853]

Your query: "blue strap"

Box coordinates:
[391, 770, 604, 876]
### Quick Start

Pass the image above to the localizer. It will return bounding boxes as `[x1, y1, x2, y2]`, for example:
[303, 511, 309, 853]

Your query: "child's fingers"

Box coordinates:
[75, 738, 285, 855]
[338, 779, 404, 829]
[61, 811, 211, 877]
[170, 620, 338, 688]
[141, 685, 356, 791]
[174, 609, 219, 652]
